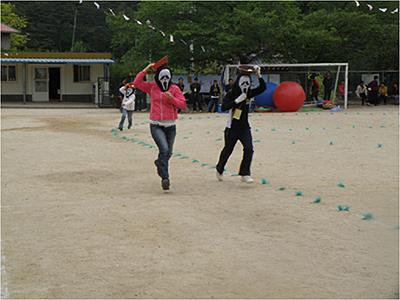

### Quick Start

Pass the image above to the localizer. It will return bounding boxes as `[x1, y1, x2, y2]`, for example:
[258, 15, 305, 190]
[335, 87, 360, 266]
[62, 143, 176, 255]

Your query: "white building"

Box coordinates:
[1, 52, 114, 105]
[1, 23, 19, 51]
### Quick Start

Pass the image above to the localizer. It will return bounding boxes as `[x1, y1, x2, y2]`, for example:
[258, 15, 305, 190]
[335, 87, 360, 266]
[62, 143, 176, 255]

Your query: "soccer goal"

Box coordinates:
[223, 63, 349, 109]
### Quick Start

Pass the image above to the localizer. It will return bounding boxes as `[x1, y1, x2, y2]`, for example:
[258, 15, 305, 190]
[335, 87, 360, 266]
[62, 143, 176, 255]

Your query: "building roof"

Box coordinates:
[0, 58, 114, 64]
[1, 52, 112, 59]
[0, 52, 114, 64]
[0, 23, 19, 33]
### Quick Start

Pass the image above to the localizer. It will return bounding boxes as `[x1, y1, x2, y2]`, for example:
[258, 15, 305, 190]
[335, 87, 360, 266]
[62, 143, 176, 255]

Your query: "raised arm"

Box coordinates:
[249, 66, 266, 98]
[133, 63, 154, 94]
[119, 86, 127, 96]
[249, 77, 266, 98]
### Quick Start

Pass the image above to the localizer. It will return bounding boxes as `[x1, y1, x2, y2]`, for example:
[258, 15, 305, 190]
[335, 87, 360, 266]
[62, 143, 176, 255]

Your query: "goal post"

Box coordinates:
[223, 63, 349, 109]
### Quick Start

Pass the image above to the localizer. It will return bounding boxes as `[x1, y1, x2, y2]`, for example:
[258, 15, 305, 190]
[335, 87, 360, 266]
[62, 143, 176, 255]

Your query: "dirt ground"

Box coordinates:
[1, 106, 399, 299]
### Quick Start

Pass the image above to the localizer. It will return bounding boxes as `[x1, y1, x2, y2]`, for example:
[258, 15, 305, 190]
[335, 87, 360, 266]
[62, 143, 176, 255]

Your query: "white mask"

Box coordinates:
[158, 69, 171, 91]
[126, 87, 134, 97]
[239, 76, 251, 94]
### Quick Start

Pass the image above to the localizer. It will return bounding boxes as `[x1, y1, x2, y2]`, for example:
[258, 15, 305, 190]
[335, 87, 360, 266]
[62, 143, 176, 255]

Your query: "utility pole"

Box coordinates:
[189, 40, 194, 76]
[188, 2, 196, 80]
[71, 4, 78, 51]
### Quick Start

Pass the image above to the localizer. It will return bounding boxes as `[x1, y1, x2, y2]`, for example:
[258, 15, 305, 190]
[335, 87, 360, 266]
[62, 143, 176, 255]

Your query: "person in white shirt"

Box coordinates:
[355, 80, 369, 106]
[118, 83, 136, 131]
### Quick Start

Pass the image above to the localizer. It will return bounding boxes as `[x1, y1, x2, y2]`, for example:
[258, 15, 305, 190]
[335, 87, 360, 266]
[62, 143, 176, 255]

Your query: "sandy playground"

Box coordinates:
[1, 106, 399, 299]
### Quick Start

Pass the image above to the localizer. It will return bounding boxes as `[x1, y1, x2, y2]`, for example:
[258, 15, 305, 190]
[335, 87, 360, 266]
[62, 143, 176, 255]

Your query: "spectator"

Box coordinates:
[311, 74, 320, 102]
[208, 80, 221, 112]
[355, 80, 369, 106]
[378, 83, 388, 105]
[225, 78, 234, 93]
[176, 77, 187, 113]
[367, 76, 379, 106]
[391, 82, 399, 104]
[338, 81, 345, 101]
[177, 77, 185, 92]
[135, 87, 147, 111]
[190, 77, 203, 112]
[323, 71, 333, 100]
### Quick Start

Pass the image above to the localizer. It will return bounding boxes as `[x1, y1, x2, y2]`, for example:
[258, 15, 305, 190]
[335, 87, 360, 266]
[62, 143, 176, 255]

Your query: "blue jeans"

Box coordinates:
[150, 124, 176, 180]
[208, 97, 218, 112]
[118, 109, 133, 129]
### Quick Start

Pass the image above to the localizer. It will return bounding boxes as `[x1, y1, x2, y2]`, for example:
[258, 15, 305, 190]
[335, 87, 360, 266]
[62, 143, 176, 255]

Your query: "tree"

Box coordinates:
[12, 1, 113, 52]
[4, 0, 396, 76]
[0, 3, 29, 50]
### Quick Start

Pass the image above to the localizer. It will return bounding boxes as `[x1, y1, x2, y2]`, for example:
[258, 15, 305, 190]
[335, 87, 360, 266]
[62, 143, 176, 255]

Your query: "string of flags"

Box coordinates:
[79, 0, 209, 55]
[78, 0, 399, 56]
[354, 0, 399, 13]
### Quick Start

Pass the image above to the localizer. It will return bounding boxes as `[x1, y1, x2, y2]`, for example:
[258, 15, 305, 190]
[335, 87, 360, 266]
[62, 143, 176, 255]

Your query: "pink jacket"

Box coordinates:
[133, 71, 187, 121]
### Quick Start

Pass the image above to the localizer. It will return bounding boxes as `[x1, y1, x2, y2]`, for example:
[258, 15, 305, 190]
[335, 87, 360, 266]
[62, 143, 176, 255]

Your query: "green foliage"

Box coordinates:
[2, 1, 398, 79]
[0, 3, 29, 50]
[71, 40, 87, 52]
[106, 1, 398, 79]
[12, 1, 114, 51]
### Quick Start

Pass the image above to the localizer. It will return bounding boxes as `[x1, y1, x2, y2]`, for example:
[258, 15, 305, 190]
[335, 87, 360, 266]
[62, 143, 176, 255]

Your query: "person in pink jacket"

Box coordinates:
[133, 63, 187, 190]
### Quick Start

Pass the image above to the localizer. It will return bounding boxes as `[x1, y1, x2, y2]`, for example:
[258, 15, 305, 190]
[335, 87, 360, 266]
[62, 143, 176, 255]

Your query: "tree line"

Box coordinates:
[2, 1, 399, 78]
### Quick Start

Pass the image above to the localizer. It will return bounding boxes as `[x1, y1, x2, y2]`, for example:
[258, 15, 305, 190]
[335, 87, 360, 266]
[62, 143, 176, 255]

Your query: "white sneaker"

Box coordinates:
[216, 171, 223, 181]
[241, 176, 254, 183]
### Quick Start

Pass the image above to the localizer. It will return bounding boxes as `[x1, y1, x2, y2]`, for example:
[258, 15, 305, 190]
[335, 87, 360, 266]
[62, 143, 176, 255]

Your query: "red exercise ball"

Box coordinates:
[273, 81, 306, 112]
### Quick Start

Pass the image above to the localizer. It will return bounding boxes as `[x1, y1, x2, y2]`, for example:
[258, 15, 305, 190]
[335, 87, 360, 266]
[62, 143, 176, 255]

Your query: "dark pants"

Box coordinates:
[216, 127, 254, 176]
[379, 95, 387, 105]
[150, 124, 176, 180]
[360, 93, 367, 105]
[208, 97, 218, 112]
[312, 90, 319, 101]
[192, 94, 203, 111]
[324, 88, 332, 100]
[369, 92, 378, 105]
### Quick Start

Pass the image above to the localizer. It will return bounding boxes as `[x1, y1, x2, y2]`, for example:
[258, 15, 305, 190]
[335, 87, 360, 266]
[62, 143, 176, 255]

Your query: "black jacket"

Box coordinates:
[190, 82, 201, 94]
[209, 84, 221, 97]
[222, 75, 266, 129]
[323, 76, 333, 90]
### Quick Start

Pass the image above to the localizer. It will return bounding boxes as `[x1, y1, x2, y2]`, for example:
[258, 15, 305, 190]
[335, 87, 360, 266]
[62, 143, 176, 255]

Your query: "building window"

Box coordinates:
[73, 65, 90, 82]
[1, 65, 16, 81]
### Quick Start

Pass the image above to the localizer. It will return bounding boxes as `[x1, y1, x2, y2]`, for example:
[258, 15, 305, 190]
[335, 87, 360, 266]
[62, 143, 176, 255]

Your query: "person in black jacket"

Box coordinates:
[216, 66, 266, 183]
[190, 77, 203, 112]
[208, 80, 221, 112]
[323, 71, 333, 100]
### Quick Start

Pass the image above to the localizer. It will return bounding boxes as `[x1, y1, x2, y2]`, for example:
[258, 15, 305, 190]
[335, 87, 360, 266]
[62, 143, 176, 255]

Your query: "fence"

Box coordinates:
[108, 69, 399, 108]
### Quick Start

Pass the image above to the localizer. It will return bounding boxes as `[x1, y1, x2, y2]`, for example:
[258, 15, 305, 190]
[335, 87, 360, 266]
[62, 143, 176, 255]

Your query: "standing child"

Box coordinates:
[378, 83, 388, 105]
[190, 77, 203, 112]
[338, 81, 345, 102]
[356, 80, 368, 106]
[208, 80, 221, 112]
[118, 83, 135, 131]
[311, 74, 320, 102]
[216, 65, 266, 183]
[133, 62, 186, 190]
[367, 76, 379, 106]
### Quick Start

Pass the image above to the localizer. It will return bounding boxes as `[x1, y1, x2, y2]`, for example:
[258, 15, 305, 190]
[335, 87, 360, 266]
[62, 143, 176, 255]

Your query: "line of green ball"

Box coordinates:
[112, 128, 381, 224]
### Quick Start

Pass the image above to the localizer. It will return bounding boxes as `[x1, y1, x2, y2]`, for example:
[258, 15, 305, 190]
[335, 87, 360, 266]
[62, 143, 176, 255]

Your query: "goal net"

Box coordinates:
[222, 63, 349, 109]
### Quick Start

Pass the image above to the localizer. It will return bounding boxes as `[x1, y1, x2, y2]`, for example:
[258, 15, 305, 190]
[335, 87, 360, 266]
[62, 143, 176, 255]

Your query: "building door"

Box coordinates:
[32, 67, 49, 102]
[49, 68, 61, 101]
